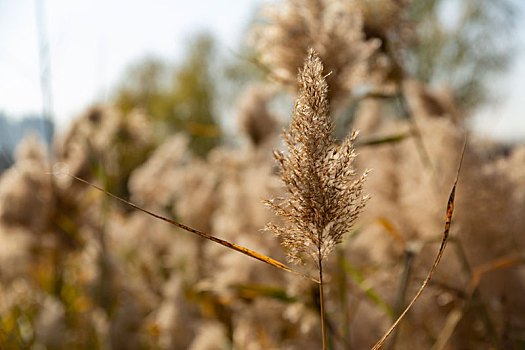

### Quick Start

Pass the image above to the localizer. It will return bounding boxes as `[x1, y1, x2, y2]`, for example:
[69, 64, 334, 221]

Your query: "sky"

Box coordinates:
[0, 0, 268, 126]
[0, 0, 524, 142]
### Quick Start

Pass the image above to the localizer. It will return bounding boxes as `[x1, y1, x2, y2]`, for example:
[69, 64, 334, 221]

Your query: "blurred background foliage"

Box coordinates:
[405, 0, 517, 111]
[113, 34, 220, 157]
[109, 0, 518, 155]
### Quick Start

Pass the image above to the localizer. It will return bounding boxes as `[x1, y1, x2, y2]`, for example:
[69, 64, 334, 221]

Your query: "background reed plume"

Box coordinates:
[265, 48, 369, 348]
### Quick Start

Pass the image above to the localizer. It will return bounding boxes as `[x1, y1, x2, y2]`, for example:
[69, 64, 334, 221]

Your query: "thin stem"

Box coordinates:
[319, 258, 327, 350]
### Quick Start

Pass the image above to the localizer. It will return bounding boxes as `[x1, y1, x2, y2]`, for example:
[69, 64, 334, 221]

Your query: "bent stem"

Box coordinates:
[319, 257, 327, 350]
[63, 173, 320, 284]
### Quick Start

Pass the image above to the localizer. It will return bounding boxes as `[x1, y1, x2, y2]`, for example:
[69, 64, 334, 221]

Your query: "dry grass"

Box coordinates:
[1, 1, 524, 349]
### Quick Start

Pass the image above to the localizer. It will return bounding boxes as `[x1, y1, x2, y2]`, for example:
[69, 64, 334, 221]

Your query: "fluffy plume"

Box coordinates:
[252, 0, 394, 103]
[266, 49, 369, 264]
[236, 84, 277, 147]
[0, 134, 53, 231]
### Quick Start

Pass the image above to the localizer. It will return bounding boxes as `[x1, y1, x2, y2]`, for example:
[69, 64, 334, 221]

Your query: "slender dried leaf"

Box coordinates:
[376, 217, 405, 248]
[372, 138, 467, 350]
[62, 173, 319, 284]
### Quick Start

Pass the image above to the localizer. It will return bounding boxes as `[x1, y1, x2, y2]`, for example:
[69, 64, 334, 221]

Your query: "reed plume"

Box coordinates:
[252, 0, 394, 104]
[265, 48, 369, 348]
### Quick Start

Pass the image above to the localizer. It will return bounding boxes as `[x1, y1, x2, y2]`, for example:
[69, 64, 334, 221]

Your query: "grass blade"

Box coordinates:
[339, 257, 395, 318]
[61, 173, 319, 284]
[371, 138, 467, 350]
[358, 132, 413, 147]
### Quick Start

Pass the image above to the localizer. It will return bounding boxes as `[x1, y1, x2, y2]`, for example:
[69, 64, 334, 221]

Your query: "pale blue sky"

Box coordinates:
[0, 0, 268, 126]
[0, 0, 523, 142]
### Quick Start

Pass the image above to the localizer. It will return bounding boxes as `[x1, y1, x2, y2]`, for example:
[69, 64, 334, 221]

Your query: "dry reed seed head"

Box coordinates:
[54, 106, 154, 183]
[188, 321, 229, 350]
[403, 80, 463, 122]
[266, 49, 369, 264]
[357, 0, 413, 47]
[0, 226, 34, 283]
[34, 295, 66, 348]
[236, 84, 278, 146]
[14, 133, 49, 163]
[0, 135, 54, 232]
[128, 134, 191, 207]
[252, 0, 395, 104]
